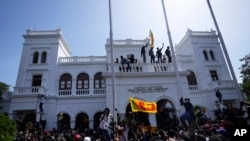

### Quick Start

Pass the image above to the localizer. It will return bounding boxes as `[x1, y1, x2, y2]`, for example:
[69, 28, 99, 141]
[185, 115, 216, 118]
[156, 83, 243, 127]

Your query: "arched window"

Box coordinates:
[75, 113, 89, 129]
[41, 51, 47, 63]
[32, 52, 39, 63]
[77, 73, 89, 89]
[59, 73, 72, 90]
[156, 99, 178, 130]
[203, 50, 209, 61]
[209, 50, 215, 60]
[187, 70, 198, 85]
[94, 72, 105, 89]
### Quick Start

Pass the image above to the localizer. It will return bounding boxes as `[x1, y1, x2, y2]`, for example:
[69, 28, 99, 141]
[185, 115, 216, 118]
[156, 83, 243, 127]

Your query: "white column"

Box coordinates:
[71, 120, 75, 129]
[72, 78, 76, 96]
[89, 119, 94, 129]
[89, 78, 94, 95]
[149, 114, 157, 126]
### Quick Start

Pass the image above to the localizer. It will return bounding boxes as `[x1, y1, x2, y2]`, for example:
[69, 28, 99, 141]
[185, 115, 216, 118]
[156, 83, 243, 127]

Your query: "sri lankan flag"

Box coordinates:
[129, 97, 157, 113]
[149, 29, 154, 48]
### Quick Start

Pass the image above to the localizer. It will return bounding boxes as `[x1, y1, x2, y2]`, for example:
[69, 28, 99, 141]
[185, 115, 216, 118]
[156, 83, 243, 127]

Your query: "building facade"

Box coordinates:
[0, 28, 243, 131]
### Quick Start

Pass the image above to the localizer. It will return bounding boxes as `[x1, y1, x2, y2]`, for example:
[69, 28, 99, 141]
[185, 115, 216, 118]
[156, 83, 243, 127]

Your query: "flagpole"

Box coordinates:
[108, 0, 117, 122]
[161, 0, 182, 107]
[207, 0, 243, 100]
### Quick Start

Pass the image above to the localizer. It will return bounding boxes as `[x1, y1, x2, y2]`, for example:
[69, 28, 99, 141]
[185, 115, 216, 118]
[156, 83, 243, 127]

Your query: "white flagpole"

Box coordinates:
[108, 0, 117, 123]
[161, 0, 182, 107]
[207, 0, 243, 100]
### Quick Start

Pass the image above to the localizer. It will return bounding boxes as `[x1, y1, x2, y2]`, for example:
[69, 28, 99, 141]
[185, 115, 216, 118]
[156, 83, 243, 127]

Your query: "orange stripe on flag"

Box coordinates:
[129, 97, 157, 113]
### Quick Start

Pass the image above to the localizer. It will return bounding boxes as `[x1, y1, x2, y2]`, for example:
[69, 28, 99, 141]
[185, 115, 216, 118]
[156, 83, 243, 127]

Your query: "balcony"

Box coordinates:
[58, 56, 106, 65]
[13, 86, 46, 95]
[58, 88, 106, 97]
[58, 56, 177, 73]
[189, 85, 199, 91]
[107, 63, 174, 73]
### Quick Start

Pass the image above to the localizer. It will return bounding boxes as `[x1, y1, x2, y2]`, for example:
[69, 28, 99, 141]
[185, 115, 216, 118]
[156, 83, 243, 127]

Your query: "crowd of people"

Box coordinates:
[14, 99, 250, 141]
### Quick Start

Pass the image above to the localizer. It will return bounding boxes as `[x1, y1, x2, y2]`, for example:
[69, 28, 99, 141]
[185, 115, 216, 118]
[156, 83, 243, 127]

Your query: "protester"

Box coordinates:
[99, 107, 113, 141]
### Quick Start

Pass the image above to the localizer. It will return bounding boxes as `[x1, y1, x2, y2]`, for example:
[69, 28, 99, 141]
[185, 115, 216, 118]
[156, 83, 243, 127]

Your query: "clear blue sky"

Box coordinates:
[0, 0, 249, 90]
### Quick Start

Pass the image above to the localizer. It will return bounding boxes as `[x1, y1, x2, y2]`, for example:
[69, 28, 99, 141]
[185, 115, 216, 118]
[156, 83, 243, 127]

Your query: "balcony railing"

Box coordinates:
[76, 89, 89, 96]
[93, 88, 106, 95]
[13, 86, 46, 95]
[58, 90, 72, 96]
[13, 86, 106, 97]
[189, 85, 199, 91]
[58, 56, 106, 64]
[58, 88, 106, 97]
[108, 63, 173, 73]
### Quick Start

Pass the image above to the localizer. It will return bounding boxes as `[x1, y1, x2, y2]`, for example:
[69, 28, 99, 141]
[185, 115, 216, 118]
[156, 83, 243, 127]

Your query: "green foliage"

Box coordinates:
[0, 113, 18, 141]
[0, 82, 10, 99]
[0, 82, 10, 92]
[239, 53, 250, 100]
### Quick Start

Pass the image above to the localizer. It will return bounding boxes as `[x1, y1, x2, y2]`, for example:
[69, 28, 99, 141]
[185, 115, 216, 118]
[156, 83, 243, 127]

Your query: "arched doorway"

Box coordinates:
[75, 113, 89, 131]
[23, 113, 36, 132]
[93, 111, 103, 129]
[125, 104, 150, 126]
[156, 99, 179, 130]
[57, 112, 71, 131]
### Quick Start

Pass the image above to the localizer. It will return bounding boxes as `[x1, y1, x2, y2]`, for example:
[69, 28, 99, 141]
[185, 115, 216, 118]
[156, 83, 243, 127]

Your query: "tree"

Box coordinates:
[0, 113, 18, 141]
[0, 82, 10, 99]
[239, 53, 250, 100]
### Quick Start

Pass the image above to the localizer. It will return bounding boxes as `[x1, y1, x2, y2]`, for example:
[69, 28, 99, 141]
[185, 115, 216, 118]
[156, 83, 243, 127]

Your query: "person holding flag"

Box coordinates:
[141, 42, 149, 63]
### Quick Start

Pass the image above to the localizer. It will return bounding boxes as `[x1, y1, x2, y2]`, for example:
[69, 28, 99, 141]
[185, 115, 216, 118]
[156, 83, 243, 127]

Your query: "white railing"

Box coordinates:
[14, 86, 46, 95]
[190, 30, 216, 36]
[58, 56, 107, 64]
[58, 90, 72, 96]
[110, 63, 172, 73]
[189, 85, 199, 91]
[26, 29, 61, 35]
[93, 88, 106, 95]
[76, 89, 90, 96]
[58, 89, 105, 96]
[106, 39, 148, 45]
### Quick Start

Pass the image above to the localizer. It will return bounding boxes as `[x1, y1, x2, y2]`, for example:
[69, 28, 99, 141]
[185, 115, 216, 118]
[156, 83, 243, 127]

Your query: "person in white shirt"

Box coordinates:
[99, 108, 113, 141]
[38, 94, 46, 112]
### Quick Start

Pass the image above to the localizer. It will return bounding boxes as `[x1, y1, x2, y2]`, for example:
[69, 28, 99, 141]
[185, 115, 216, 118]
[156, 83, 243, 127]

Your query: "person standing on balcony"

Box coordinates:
[165, 46, 172, 63]
[156, 43, 164, 63]
[141, 42, 149, 63]
[149, 48, 155, 63]
[128, 54, 135, 64]
[37, 94, 46, 112]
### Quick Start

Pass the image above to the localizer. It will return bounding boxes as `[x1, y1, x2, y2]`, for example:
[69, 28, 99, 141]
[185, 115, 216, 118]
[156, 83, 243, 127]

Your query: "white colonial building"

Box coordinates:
[0, 28, 243, 131]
